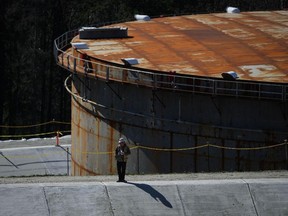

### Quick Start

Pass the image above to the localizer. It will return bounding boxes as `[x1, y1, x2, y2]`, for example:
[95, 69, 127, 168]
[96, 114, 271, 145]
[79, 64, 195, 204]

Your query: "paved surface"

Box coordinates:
[0, 178, 288, 216]
[0, 135, 71, 149]
[0, 136, 71, 177]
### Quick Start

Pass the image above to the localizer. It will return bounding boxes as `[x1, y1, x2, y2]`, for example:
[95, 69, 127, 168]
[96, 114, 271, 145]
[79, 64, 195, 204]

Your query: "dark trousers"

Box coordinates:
[117, 161, 127, 181]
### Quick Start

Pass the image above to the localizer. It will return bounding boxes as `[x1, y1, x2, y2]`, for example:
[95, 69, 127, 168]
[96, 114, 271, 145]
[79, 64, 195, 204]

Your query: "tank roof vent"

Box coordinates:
[71, 42, 88, 49]
[221, 71, 239, 80]
[226, 7, 240, 13]
[121, 58, 139, 66]
[134, 14, 151, 21]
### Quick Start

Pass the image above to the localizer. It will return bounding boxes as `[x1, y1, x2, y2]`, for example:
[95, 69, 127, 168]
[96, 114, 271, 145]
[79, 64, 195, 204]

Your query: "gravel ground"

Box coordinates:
[1, 170, 288, 184]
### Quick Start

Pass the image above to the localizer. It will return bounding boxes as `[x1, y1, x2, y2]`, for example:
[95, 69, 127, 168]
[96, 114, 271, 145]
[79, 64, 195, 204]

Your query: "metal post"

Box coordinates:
[66, 147, 70, 176]
[67, 55, 70, 69]
[170, 132, 173, 173]
[285, 140, 288, 170]
[65, 31, 67, 46]
[136, 142, 140, 174]
[207, 141, 210, 172]
[194, 136, 197, 172]
[106, 67, 110, 82]
[237, 140, 240, 171]
[178, 97, 182, 121]
[153, 74, 157, 89]
[61, 51, 64, 66]
[67, 147, 70, 176]
[73, 58, 77, 72]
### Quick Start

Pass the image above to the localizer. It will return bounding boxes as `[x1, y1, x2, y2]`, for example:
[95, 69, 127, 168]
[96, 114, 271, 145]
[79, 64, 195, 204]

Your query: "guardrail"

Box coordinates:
[54, 25, 288, 102]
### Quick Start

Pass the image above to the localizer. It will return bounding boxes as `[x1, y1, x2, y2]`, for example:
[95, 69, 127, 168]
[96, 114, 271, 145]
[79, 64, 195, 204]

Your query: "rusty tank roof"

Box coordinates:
[72, 11, 288, 83]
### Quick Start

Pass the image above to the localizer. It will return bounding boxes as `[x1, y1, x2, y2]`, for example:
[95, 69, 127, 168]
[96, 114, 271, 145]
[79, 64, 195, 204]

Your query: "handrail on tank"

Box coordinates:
[54, 24, 287, 102]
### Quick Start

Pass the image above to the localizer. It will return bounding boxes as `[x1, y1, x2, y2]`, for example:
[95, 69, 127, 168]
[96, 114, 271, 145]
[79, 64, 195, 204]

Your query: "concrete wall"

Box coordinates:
[71, 75, 288, 175]
[1, 179, 288, 216]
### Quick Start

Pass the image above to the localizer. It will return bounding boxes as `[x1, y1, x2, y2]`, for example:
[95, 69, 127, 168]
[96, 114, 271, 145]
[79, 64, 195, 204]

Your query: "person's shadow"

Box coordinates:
[126, 182, 173, 208]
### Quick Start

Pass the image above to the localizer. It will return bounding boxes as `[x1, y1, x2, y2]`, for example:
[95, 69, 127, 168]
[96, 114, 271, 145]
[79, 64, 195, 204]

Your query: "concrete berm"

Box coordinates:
[0, 173, 288, 216]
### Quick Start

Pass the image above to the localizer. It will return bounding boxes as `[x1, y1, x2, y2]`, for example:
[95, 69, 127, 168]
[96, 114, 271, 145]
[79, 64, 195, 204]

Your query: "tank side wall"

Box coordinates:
[71, 76, 288, 175]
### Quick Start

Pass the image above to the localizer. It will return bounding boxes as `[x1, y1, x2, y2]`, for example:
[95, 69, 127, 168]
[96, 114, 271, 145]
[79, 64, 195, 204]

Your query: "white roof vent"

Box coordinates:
[226, 7, 240, 13]
[134, 14, 151, 21]
[121, 58, 139, 66]
[221, 71, 239, 80]
[80, 27, 97, 30]
[71, 42, 88, 49]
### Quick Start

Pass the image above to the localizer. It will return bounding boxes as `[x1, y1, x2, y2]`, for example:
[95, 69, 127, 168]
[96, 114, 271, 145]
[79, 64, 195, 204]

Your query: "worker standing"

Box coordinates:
[115, 137, 131, 182]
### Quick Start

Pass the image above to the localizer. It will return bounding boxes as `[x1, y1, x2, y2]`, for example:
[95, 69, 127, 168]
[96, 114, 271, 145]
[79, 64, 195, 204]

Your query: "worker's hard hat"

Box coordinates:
[118, 137, 125, 143]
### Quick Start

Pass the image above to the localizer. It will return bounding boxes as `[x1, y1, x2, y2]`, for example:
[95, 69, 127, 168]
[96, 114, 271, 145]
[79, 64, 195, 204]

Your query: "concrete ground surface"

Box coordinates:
[0, 136, 71, 177]
[0, 135, 71, 149]
[0, 172, 288, 216]
[0, 145, 71, 177]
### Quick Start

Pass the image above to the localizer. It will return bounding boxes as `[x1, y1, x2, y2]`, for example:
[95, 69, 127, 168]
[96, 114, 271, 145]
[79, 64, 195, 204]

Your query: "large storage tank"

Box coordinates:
[54, 11, 288, 175]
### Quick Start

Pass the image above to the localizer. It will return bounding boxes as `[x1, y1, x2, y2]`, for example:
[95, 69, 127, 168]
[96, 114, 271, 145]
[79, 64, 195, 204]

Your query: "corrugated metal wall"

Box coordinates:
[71, 75, 288, 175]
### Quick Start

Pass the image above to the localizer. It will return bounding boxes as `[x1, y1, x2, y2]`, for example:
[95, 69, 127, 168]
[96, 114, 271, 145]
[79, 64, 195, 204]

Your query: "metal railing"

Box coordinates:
[54, 26, 288, 102]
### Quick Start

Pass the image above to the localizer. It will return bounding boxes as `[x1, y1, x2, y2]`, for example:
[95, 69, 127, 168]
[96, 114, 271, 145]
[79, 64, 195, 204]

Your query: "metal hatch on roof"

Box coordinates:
[71, 42, 88, 49]
[221, 71, 239, 80]
[79, 27, 128, 39]
[121, 58, 139, 66]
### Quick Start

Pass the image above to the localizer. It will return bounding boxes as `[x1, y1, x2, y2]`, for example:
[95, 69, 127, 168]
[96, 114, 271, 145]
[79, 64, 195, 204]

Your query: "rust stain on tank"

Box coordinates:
[71, 156, 99, 175]
[72, 10, 288, 83]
